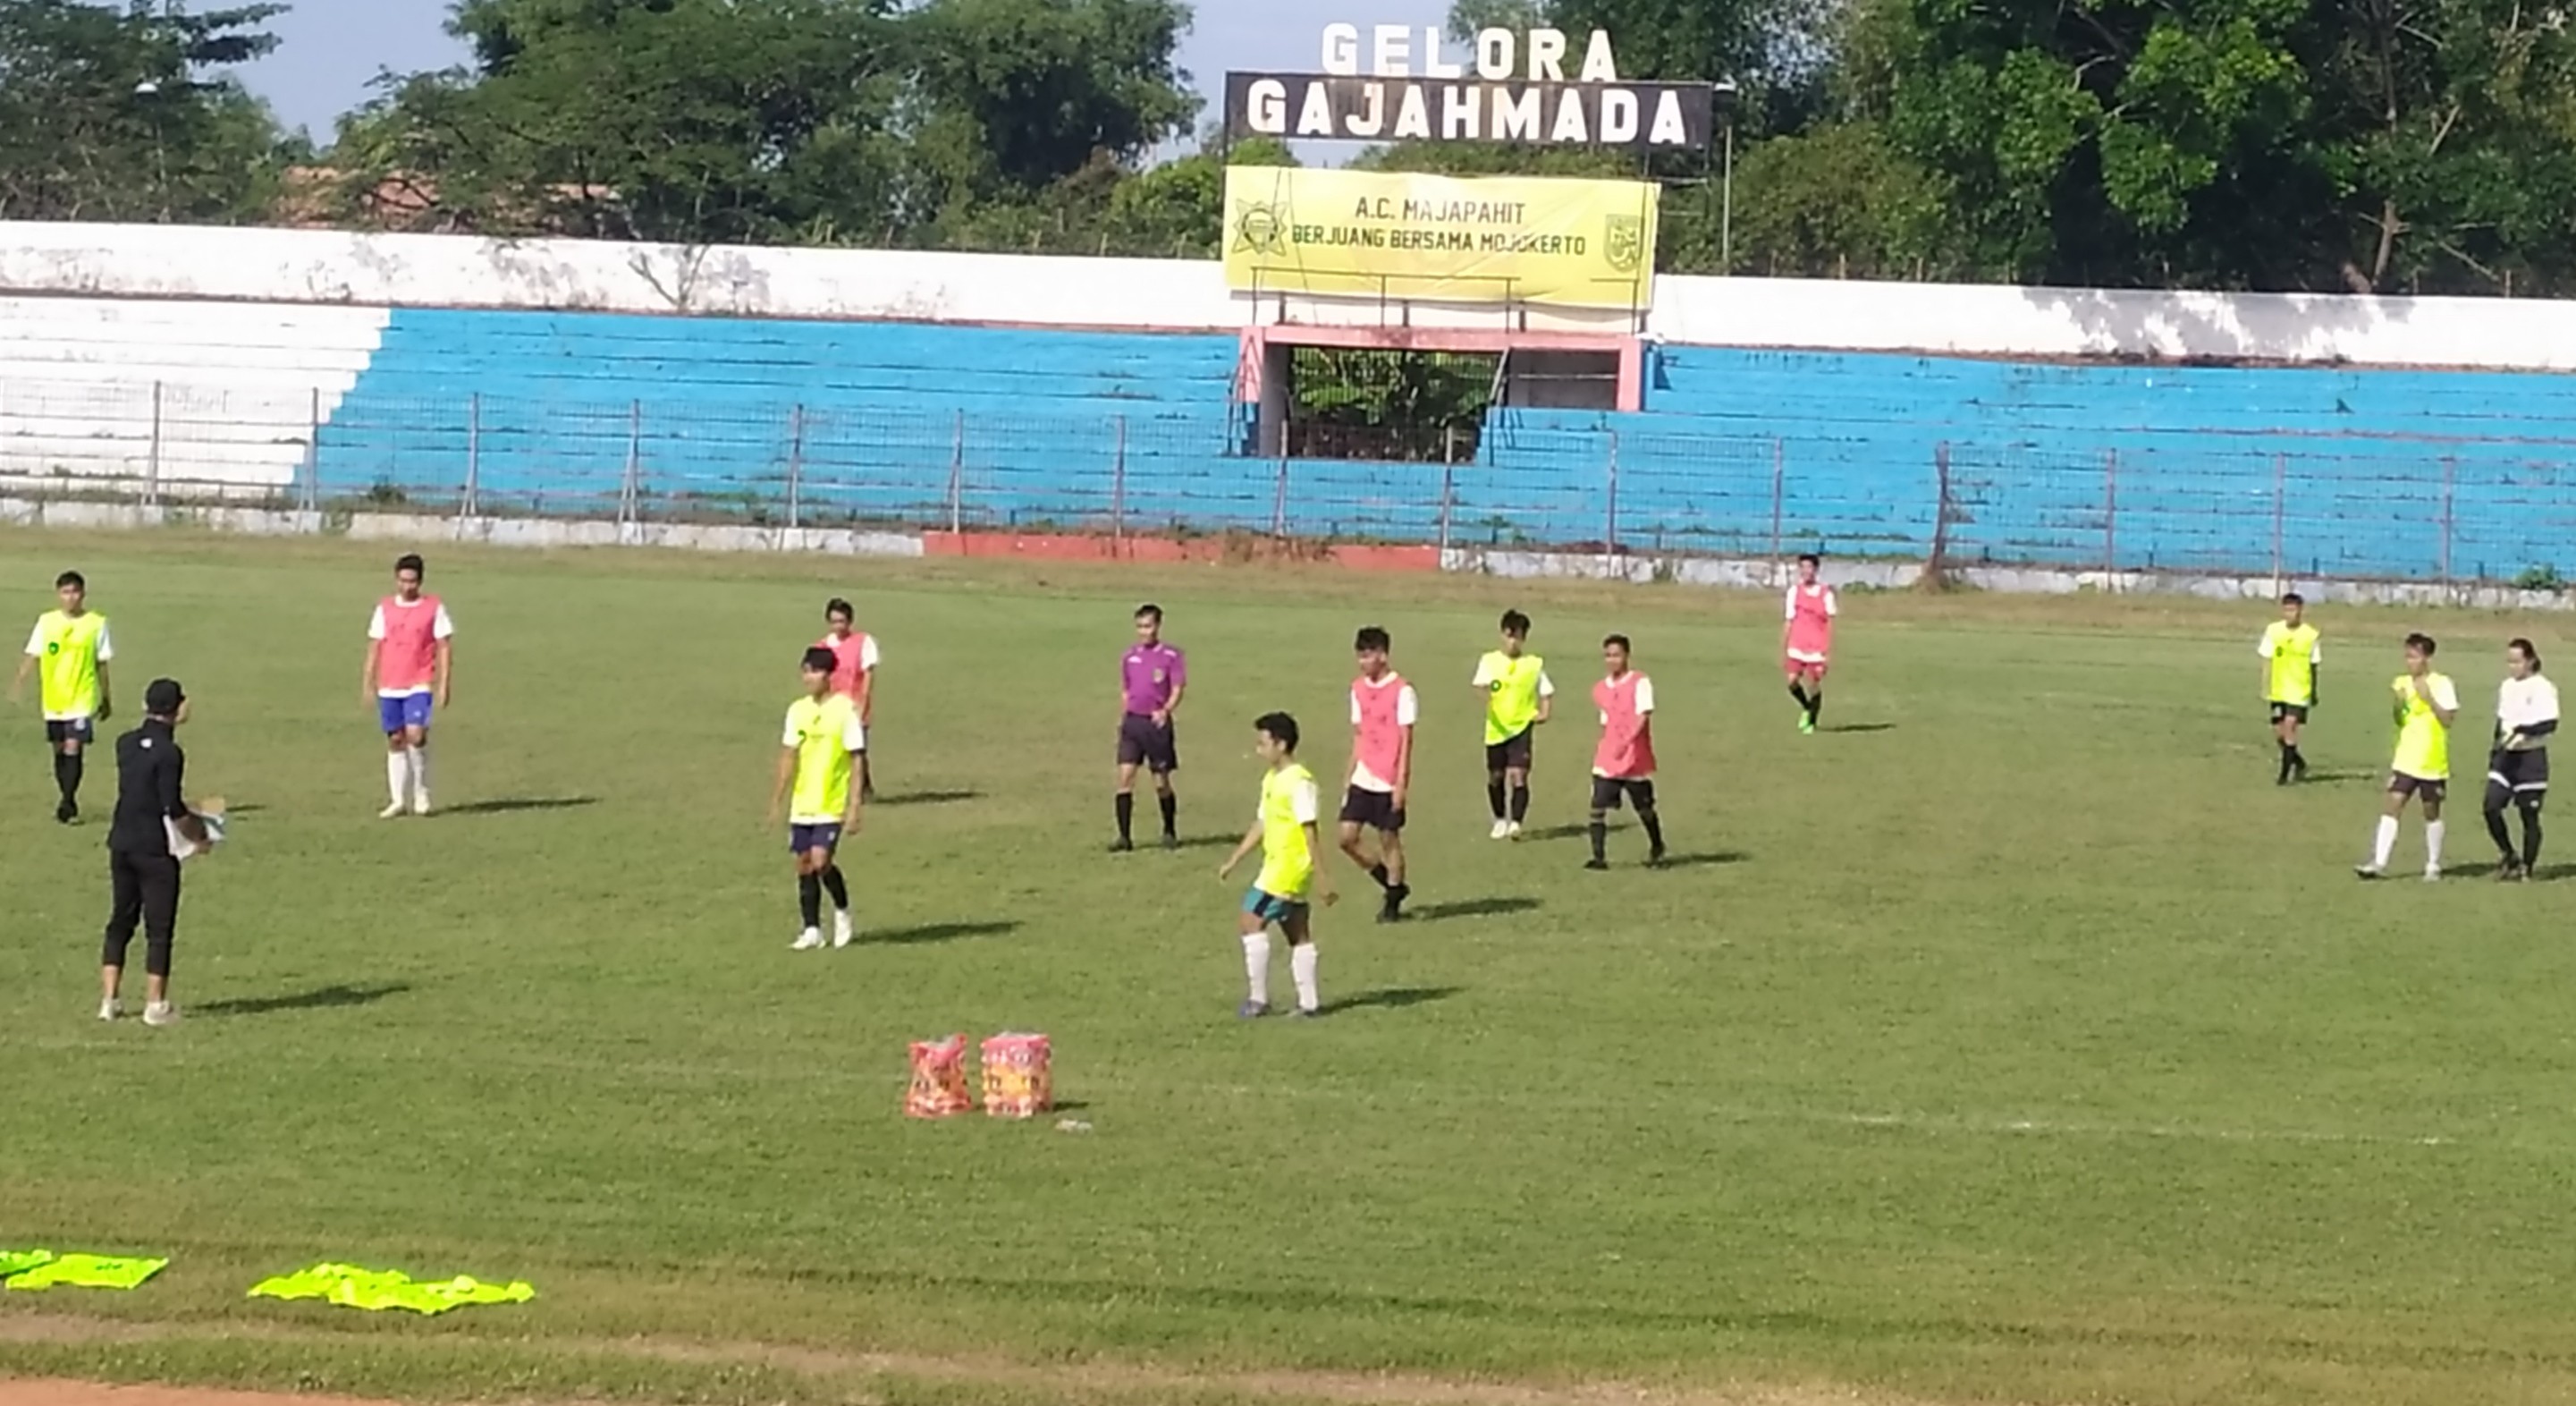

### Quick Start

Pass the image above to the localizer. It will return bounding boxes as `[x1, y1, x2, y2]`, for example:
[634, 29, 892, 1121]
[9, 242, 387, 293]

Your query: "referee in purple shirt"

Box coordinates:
[1113, 603, 1187, 851]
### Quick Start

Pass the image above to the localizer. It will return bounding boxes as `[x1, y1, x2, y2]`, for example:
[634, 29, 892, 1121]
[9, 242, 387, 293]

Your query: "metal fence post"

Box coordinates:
[146, 380, 165, 509]
[1768, 437, 1786, 572]
[1110, 416, 1128, 546]
[1437, 428, 1457, 556]
[2440, 454, 2457, 595]
[785, 403, 806, 533]
[1271, 447, 1290, 538]
[2270, 453, 2287, 590]
[2102, 448, 2118, 580]
[300, 386, 321, 514]
[1603, 430, 1621, 571]
[460, 393, 482, 521]
[945, 410, 966, 535]
[620, 399, 642, 527]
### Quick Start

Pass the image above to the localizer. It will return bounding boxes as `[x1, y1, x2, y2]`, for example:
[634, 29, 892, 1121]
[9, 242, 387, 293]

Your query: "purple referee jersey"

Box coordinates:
[1122, 641, 1186, 716]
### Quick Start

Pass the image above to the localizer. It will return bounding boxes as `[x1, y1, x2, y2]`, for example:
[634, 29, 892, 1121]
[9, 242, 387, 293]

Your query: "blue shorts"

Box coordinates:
[1242, 888, 1308, 927]
[376, 693, 435, 733]
[790, 823, 843, 855]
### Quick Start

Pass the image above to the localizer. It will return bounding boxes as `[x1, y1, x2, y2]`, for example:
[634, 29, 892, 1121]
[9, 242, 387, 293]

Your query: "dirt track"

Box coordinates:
[0, 1386, 395, 1406]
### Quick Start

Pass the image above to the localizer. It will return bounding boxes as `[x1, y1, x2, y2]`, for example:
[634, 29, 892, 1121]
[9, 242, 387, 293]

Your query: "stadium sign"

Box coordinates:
[1224, 24, 1717, 152]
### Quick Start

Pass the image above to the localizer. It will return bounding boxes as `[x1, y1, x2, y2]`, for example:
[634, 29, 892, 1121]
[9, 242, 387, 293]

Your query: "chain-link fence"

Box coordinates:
[4, 378, 2572, 585]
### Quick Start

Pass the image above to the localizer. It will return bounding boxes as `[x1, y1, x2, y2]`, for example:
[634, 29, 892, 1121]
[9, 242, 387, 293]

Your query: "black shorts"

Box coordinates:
[2488, 748, 2550, 800]
[1117, 713, 1178, 773]
[45, 718, 95, 745]
[2387, 772, 2447, 803]
[1591, 776, 1657, 811]
[2269, 702, 2310, 724]
[1484, 729, 1534, 773]
[1339, 785, 1406, 832]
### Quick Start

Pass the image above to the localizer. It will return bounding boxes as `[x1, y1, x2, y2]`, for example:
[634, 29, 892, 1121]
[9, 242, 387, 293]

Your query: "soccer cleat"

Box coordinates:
[55, 798, 76, 824]
[1236, 999, 1269, 1020]
[1584, 858, 1610, 871]
[141, 1002, 178, 1028]
[1506, 820, 1524, 840]
[1648, 845, 1668, 868]
[1488, 819, 1510, 841]
[2423, 866, 2442, 883]
[97, 998, 120, 1022]
[790, 927, 824, 951]
[2353, 864, 2383, 880]
[1288, 1005, 1320, 1020]
[1799, 716, 1817, 735]
[1160, 833, 1179, 851]
[1108, 837, 1135, 853]
[2293, 758, 2310, 783]
[832, 911, 855, 949]
[2497, 859, 2525, 883]
[379, 800, 408, 819]
[411, 792, 434, 817]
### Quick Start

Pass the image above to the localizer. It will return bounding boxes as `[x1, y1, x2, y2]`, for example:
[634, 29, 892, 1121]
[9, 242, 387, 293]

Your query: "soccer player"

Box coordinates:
[360, 554, 454, 817]
[768, 647, 866, 950]
[1339, 626, 1416, 922]
[1473, 609, 1552, 839]
[2485, 638, 2557, 881]
[1113, 603, 1187, 851]
[11, 570, 114, 823]
[2357, 632, 2458, 881]
[1784, 553, 1836, 734]
[1586, 634, 1667, 870]
[101, 678, 207, 1027]
[2258, 592, 2321, 784]
[817, 597, 879, 802]
[1217, 711, 1333, 1018]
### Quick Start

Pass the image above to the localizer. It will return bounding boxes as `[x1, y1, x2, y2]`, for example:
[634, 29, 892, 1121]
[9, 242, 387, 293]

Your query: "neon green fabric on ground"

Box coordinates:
[4, 1253, 166, 1291]
[249, 1263, 536, 1316]
[0, 1249, 57, 1282]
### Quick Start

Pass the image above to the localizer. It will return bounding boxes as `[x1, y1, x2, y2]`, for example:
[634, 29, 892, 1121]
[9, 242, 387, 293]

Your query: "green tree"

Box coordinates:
[0, 0, 291, 224]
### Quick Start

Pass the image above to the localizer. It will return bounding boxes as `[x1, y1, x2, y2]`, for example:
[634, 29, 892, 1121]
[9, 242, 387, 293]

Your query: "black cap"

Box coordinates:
[144, 678, 185, 715]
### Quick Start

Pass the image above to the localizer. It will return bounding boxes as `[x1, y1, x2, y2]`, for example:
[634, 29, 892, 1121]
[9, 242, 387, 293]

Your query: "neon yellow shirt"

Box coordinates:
[1474, 651, 1553, 745]
[2389, 672, 2458, 780]
[25, 610, 111, 719]
[1254, 762, 1321, 899]
[782, 693, 865, 824]
[2259, 622, 2321, 706]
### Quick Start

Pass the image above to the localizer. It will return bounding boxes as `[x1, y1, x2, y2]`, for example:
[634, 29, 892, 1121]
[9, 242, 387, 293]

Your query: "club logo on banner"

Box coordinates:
[1223, 167, 1659, 310]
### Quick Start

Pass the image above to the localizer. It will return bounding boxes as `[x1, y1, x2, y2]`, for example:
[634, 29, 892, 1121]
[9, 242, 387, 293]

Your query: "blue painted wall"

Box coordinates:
[317, 309, 2576, 582]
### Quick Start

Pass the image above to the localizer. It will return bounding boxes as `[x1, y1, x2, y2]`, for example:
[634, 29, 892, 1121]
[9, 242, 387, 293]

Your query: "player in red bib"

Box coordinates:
[1338, 625, 1418, 922]
[816, 597, 879, 801]
[1586, 634, 1666, 868]
[1783, 552, 1836, 735]
[360, 553, 454, 817]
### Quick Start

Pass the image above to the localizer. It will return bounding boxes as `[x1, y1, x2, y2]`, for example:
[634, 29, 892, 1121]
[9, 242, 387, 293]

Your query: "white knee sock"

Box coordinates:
[2372, 816, 2399, 868]
[410, 742, 431, 802]
[2425, 819, 2445, 870]
[1290, 943, 1320, 1012]
[1240, 931, 1271, 1005]
[386, 750, 411, 805]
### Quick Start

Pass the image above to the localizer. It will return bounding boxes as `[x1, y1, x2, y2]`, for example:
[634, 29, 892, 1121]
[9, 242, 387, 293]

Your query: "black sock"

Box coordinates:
[1487, 776, 1507, 819]
[820, 865, 849, 910]
[1639, 805, 1666, 852]
[1509, 784, 1530, 824]
[1115, 792, 1134, 842]
[1788, 681, 1810, 709]
[55, 750, 80, 802]
[2521, 802, 2545, 870]
[1588, 816, 1608, 860]
[798, 873, 823, 928]
[1158, 792, 1177, 838]
[2289, 745, 2306, 769]
[2278, 741, 2296, 783]
[1807, 694, 1824, 726]
[2487, 807, 2516, 861]
[1368, 862, 1389, 891]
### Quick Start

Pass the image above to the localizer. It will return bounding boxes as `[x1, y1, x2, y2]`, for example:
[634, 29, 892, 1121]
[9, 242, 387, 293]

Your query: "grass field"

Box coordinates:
[4, 529, 2576, 1406]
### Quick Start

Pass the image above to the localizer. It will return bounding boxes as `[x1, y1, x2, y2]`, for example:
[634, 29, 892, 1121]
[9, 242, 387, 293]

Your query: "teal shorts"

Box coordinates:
[1242, 888, 1308, 927]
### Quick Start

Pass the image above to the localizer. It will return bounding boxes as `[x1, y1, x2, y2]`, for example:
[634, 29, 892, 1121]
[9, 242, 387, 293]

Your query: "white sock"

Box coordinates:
[2425, 819, 2445, 869]
[2372, 816, 2399, 868]
[1290, 943, 1320, 1012]
[1240, 931, 1271, 1005]
[386, 750, 411, 805]
[410, 742, 431, 800]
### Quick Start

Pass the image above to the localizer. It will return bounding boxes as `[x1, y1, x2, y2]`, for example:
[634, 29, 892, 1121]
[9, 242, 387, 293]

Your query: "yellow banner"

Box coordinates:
[1222, 167, 1657, 310]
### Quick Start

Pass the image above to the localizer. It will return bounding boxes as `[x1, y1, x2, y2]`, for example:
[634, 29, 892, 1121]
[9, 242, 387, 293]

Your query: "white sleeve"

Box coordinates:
[861, 637, 881, 671]
[1635, 676, 1656, 714]
[1396, 685, 1420, 727]
[367, 606, 388, 640]
[841, 710, 867, 751]
[1824, 589, 1839, 618]
[781, 708, 802, 747]
[432, 605, 455, 639]
[1784, 588, 1798, 622]
[92, 622, 113, 661]
[1472, 656, 1498, 687]
[2310, 639, 2321, 665]
[1537, 671, 1556, 699]
[2541, 679, 2563, 723]
[2256, 631, 2277, 658]
[1350, 689, 1364, 727]
[2432, 676, 2460, 712]
[24, 623, 44, 656]
[1290, 778, 1320, 825]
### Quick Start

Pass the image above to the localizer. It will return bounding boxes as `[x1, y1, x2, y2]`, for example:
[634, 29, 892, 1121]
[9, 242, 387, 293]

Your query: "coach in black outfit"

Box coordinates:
[100, 678, 206, 1028]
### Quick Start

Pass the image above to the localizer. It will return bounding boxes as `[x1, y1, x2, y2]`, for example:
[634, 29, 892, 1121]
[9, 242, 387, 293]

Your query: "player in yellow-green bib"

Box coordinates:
[1219, 712, 1335, 1019]
[9, 570, 114, 824]
[766, 647, 866, 950]
[1473, 609, 1554, 840]
[2257, 591, 2320, 785]
[2357, 631, 2459, 881]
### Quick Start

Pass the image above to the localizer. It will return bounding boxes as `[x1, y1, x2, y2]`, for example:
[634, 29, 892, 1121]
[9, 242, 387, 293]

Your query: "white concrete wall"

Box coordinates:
[4, 220, 2575, 368]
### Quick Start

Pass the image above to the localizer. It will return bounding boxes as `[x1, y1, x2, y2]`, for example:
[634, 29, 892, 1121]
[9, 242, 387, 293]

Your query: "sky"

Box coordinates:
[237, 0, 1453, 143]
